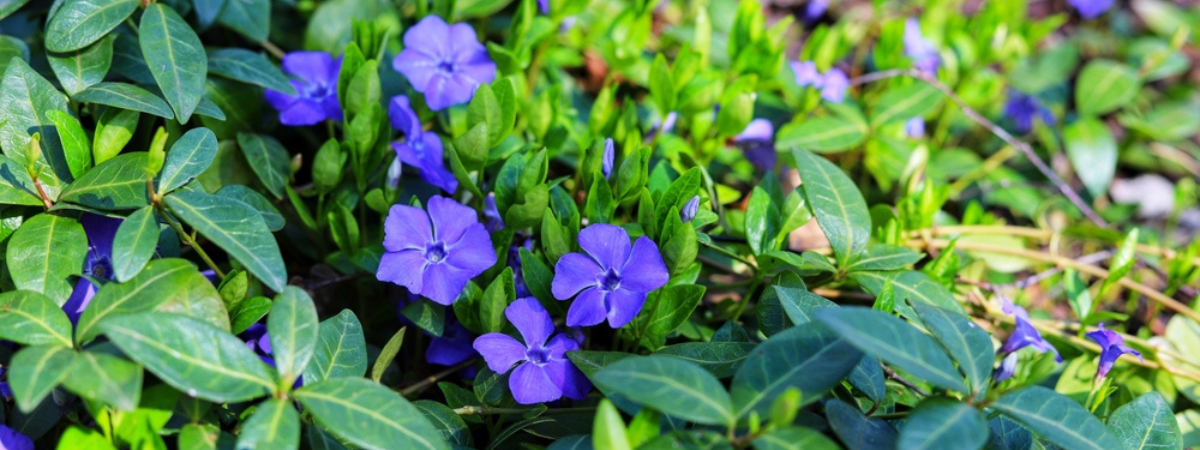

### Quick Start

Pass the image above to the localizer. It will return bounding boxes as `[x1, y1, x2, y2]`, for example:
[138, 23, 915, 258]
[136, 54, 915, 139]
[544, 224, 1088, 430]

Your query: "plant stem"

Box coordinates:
[160, 205, 226, 279]
[260, 40, 286, 60]
[453, 406, 597, 416]
[398, 358, 477, 397]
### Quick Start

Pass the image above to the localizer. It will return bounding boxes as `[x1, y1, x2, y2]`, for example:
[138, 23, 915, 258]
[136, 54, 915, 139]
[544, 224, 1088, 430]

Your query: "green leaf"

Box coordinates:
[372, 327, 407, 383]
[111, 206, 159, 282]
[848, 356, 887, 403]
[147, 261, 230, 332]
[1063, 117, 1117, 199]
[76, 258, 214, 344]
[303, 309, 368, 384]
[207, 48, 294, 94]
[592, 355, 735, 426]
[826, 398, 898, 450]
[268, 287, 319, 384]
[295, 378, 450, 450]
[845, 244, 922, 272]
[870, 83, 944, 127]
[0, 155, 44, 206]
[650, 53, 676, 113]
[772, 281, 836, 326]
[231, 296, 272, 335]
[0, 0, 32, 21]
[745, 186, 780, 255]
[45, 110, 90, 180]
[413, 400, 471, 448]
[1102, 228, 1139, 297]
[0, 290, 73, 347]
[100, 312, 276, 403]
[236, 399, 300, 450]
[1075, 60, 1140, 116]
[62, 350, 143, 411]
[655, 342, 756, 379]
[178, 423, 223, 450]
[217, 0, 270, 42]
[59, 152, 149, 210]
[92, 107, 139, 165]
[467, 83, 505, 147]
[654, 168, 702, 238]
[792, 148, 869, 267]
[1106, 392, 1182, 450]
[753, 426, 840, 450]
[8, 345, 76, 413]
[910, 302, 994, 395]
[897, 398, 987, 450]
[400, 300, 445, 337]
[48, 35, 114, 96]
[817, 307, 967, 392]
[164, 190, 287, 292]
[0, 58, 73, 193]
[44, 0, 138, 52]
[214, 184, 285, 231]
[851, 270, 962, 313]
[6, 214, 87, 302]
[57, 427, 117, 450]
[776, 116, 868, 153]
[73, 82, 175, 119]
[237, 132, 291, 199]
[158, 128, 218, 194]
[140, 4, 207, 122]
[731, 322, 863, 418]
[640, 285, 705, 337]
[992, 386, 1122, 450]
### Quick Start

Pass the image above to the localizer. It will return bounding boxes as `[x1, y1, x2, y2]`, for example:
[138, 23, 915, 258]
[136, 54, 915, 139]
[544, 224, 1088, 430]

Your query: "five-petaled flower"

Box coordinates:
[63, 214, 121, 324]
[904, 18, 940, 74]
[389, 96, 458, 193]
[1085, 323, 1142, 379]
[995, 298, 1061, 381]
[393, 15, 497, 111]
[551, 224, 669, 328]
[0, 425, 33, 450]
[473, 297, 591, 404]
[377, 196, 496, 305]
[265, 51, 343, 126]
[790, 61, 849, 103]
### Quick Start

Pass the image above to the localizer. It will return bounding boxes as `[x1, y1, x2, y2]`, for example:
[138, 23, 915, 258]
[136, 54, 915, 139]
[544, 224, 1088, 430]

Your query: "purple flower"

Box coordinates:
[602, 138, 615, 180]
[538, 0, 549, 14]
[241, 323, 303, 387]
[904, 19, 940, 74]
[389, 96, 458, 193]
[1068, 0, 1113, 19]
[804, 0, 827, 23]
[681, 195, 700, 223]
[0, 425, 33, 450]
[265, 52, 343, 126]
[790, 61, 823, 88]
[0, 368, 11, 399]
[820, 68, 850, 103]
[386, 158, 403, 190]
[648, 112, 678, 139]
[63, 214, 121, 324]
[483, 193, 505, 233]
[1003, 91, 1055, 134]
[427, 317, 479, 368]
[377, 196, 496, 305]
[551, 224, 669, 328]
[393, 16, 497, 111]
[995, 353, 1019, 382]
[734, 118, 776, 171]
[998, 300, 1061, 360]
[905, 117, 925, 138]
[1085, 323, 1142, 379]
[472, 298, 592, 404]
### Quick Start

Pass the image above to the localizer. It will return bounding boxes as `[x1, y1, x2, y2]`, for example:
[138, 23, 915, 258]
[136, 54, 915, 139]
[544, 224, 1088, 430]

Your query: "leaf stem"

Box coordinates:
[397, 358, 477, 397]
[159, 203, 226, 279]
[453, 406, 597, 416]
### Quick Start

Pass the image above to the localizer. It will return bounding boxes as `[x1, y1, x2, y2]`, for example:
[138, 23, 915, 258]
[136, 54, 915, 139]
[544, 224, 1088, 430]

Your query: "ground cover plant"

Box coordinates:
[0, 0, 1197, 448]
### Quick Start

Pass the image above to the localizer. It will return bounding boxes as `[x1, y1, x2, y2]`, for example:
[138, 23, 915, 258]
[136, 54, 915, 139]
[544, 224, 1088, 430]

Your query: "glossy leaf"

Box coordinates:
[0, 290, 74, 347]
[44, 0, 138, 52]
[753, 426, 840, 450]
[236, 399, 300, 450]
[73, 82, 175, 119]
[731, 322, 863, 418]
[295, 378, 449, 450]
[1075, 60, 1140, 116]
[413, 400, 472, 448]
[214, 184, 285, 231]
[159, 127, 218, 194]
[9, 345, 76, 413]
[870, 83, 943, 127]
[1063, 117, 1117, 199]
[62, 350, 143, 411]
[0, 155, 44, 206]
[845, 244, 923, 272]
[911, 302, 994, 395]
[847, 356, 887, 403]
[991, 386, 1123, 450]
[164, 190, 286, 292]
[237, 133, 291, 199]
[6, 214, 87, 302]
[100, 312, 276, 403]
[777, 116, 868, 153]
[826, 399, 898, 450]
[45, 110, 90, 180]
[817, 307, 967, 392]
[58, 152, 150, 210]
[897, 398, 988, 450]
[111, 206, 159, 282]
[140, 4, 207, 122]
[851, 270, 962, 313]
[792, 148, 869, 267]
[48, 34, 114, 96]
[0, 58, 73, 193]
[303, 309, 368, 384]
[76, 258, 214, 344]
[268, 287, 320, 384]
[1106, 392, 1182, 450]
[207, 48, 294, 94]
[217, 0, 269, 42]
[655, 342, 756, 378]
[592, 355, 735, 426]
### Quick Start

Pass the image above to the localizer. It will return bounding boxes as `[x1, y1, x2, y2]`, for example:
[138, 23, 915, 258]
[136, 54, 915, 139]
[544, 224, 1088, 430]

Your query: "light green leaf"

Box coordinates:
[0, 154, 44, 206]
[776, 116, 868, 153]
[0, 290, 73, 347]
[111, 206, 159, 282]
[845, 244, 923, 272]
[76, 258, 210, 344]
[236, 133, 291, 199]
[731, 322, 863, 418]
[745, 186, 780, 255]
[592, 355, 735, 426]
[870, 83, 943, 127]
[650, 53, 676, 113]
[817, 307, 967, 393]
[164, 190, 286, 292]
[1107, 392, 1182, 450]
[236, 399, 300, 450]
[0, 58, 73, 194]
[57, 427, 118, 450]
[58, 152, 149, 210]
[851, 270, 962, 313]
[6, 214, 87, 302]
[1075, 60, 1140, 116]
[1064, 117, 1117, 199]
[100, 312, 276, 403]
[140, 4, 207, 122]
[792, 148, 869, 267]
[47, 34, 114, 96]
[45, 110, 90, 180]
[153, 261, 230, 332]
[910, 302, 994, 395]
[9, 345, 76, 413]
[62, 350, 143, 412]
[303, 309, 368, 384]
[295, 378, 450, 450]
[44, 0, 138, 52]
[207, 48, 294, 94]
[268, 287, 319, 384]
[372, 327, 407, 383]
[897, 398, 987, 450]
[73, 82, 175, 119]
[991, 386, 1123, 450]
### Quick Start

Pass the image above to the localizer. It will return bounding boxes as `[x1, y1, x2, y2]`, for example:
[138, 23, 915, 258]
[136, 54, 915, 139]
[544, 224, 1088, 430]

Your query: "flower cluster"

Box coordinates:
[790, 61, 850, 103]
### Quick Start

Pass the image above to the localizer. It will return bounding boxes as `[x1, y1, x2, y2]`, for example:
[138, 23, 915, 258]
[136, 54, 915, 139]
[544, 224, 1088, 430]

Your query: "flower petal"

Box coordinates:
[427, 329, 477, 367]
[389, 95, 422, 138]
[402, 15, 452, 60]
[445, 224, 496, 276]
[506, 298, 554, 347]
[472, 333, 526, 373]
[605, 288, 646, 329]
[422, 72, 476, 111]
[509, 362, 563, 404]
[81, 213, 122, 259]
[282, 51, 336, 84]
[565, 287, 607, 327]
[278, 99, 328, 126]
[428, 196, 479, 244]
[421, 262, 473, 305]
[383, 204, 433, 251]
[376, 250, 426, 293]
[619, 236, 669, 293]
[393, 50, 441, 92]
[577, 224, 631, 270]
[552, 253, 602, 299]
[265, 81, 302, 111]
[62, 278, 98, 324]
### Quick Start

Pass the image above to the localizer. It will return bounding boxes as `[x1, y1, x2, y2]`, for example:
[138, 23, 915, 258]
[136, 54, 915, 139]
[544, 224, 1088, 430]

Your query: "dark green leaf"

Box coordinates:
[62, 350, 142, 411]
[745, 186, 780, 255]
[214, 184, 285, 231]
[159, 127, 218, 194]
[59, 152, 149, 210]
[73, 82, 175, 119]
[640, 285, 705, 337]
[140, 4, 207, 122]
[731, 322, 863, 418]
[207, 48, 293, 94]
[773, 282, 836, 326]
[236, 399, 300, 450]
[911, 302, 994, 395]
[268, 287, 320, 383]
[164, 190, 286, 292]
[0, 58, 73, 192]
[847, 356, 886, 403]
[414, 400, 472, 448]
[1106, 392, 1181, 450]
[231, 296, 272, 335]
[295, 378, 450, 450]
[655, 342, 756, 378]
[826, 399, 898, 450]
[76, 258, 217, 344]
[0, 290, 74, 347]
[817, 307, 967, 392]
[44, 0, 138, 52]
[753, 426, 840, 450]
[792, 148, 869, 267]
[9, 345, 76, 413]
[851, 270, 962, 313]
[237, 132, 291, 199]
[303, 309, 368, 384]
[593, 355, 735, 426]
[45, 110, 90, 180]
[48, 35, 114, 96]
[111, 206, 159, 282]
[897, 398, 988, 450]
[217, 0, 269, 42]
[6, 214, 87, 302]
[991, 386, 1123, 450]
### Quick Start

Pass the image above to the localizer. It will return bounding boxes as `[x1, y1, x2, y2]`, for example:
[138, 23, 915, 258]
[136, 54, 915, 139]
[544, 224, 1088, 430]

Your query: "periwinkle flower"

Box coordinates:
[650, 112, 678, 138]
[427, 317, 479, 368]
[386, 158, 403, 190]
[734, 118, 776, 171]
[602, 138, 615, 179]
[804, 0, 828, 23]
[265, 52, 344, 126]
[473, 298, 591, 404]
[1003, 91, 1055, 134]
[904, 18, 940, 74]
[242, 323, 303, 387]
[483, 193, 505, 233]
[377, 196, 496, 305]
[0, 368, 10, 399]
[538, 0, 549, 14]
[681, 196, 700, 223]
[995, 299, 1060, 381]
[790, 61, 823, 88]
[905, 117, 925, 138]
[63, 214, 121, 324]
[0, 425, 32, 450]
[551, 224, 669, 328]
[389, 96, 458, 193]
[1069, 0, 1114, 19]
[393, 15, 497, 111]
[1085, 323, 1142, 379]
[820, 68, 850, 103]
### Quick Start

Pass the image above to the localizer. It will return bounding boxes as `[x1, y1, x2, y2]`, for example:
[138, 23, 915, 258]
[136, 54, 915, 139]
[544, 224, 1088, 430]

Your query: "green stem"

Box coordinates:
[160, 204, 226, 279]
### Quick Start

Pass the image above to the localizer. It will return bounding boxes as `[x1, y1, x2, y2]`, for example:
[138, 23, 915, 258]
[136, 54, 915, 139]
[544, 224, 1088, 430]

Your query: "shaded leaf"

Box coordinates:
[6, 214, 87, 302]
[295, 378, 449, 450]
[817, 307, 967, 392]
[140, 4, 207, 122]
[164, 190, 286, 292]
[991, 386, 1123, 450]
[73, 82, 174, 119]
